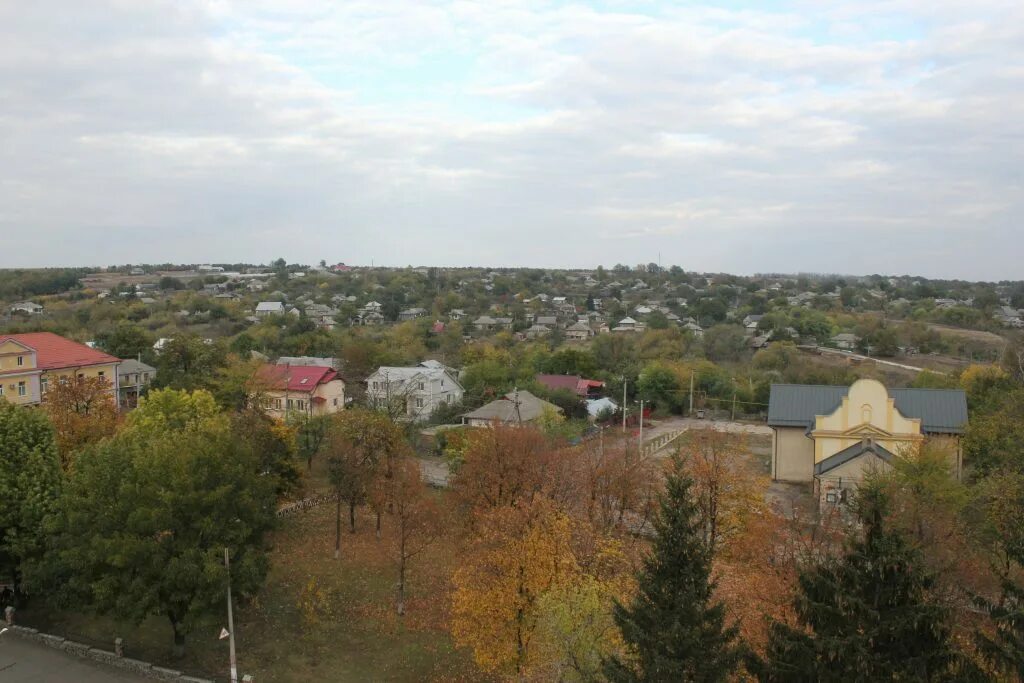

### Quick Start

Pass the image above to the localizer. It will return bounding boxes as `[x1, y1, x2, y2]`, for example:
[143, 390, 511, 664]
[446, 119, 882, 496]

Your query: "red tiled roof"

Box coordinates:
[0, 332, 120, 370]
[535, 374, 605, 397]
[257, 364, 339, 393]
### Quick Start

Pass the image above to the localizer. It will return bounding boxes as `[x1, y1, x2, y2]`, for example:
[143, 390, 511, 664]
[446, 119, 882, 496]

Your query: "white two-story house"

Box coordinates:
[365, 360, 464, 421]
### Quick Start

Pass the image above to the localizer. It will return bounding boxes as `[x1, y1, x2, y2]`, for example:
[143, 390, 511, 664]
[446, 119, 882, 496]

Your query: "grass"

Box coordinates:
[21, 500, 484, 682]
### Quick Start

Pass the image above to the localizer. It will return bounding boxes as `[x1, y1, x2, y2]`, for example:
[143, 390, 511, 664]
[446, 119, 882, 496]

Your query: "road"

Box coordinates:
[0, 633, 150, 682]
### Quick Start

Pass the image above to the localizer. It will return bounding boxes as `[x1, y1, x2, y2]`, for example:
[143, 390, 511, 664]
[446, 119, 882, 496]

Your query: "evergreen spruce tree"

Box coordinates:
[754, 484, 974, 681]
[604, 455, 740, 682]
[977, 571, 1024, 678]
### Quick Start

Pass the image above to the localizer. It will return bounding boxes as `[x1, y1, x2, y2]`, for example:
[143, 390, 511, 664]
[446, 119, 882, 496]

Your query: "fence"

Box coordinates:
[3, 606, 226, 682]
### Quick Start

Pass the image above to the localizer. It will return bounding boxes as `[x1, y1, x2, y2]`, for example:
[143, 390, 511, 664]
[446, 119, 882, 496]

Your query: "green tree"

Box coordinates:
[37, 390, 275, 656]
[97, 323, 154, 361]
[702, 324, 748, 363]
[753, 485, 972, 681]
[153, 334, 227, 392]
[604, 456, 740, 681]
[0, 401, 61, 605]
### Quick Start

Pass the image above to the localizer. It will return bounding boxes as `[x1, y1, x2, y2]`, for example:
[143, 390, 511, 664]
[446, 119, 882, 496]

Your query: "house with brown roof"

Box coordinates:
[535, 374, 605, 398]
[461, 390, 562, 427]
[0, 332, 121, 407]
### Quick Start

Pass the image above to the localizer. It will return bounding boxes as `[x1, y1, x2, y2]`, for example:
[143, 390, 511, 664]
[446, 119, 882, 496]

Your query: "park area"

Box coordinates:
[19, 496, 483, 682]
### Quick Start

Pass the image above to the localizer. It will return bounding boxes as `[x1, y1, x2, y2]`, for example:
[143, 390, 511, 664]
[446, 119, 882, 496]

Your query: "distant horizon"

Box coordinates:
[1, 259, 1020, 286]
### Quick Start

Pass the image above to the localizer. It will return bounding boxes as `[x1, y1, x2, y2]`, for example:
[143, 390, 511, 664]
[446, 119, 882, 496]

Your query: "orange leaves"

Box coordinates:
[42, 374, 118, 468]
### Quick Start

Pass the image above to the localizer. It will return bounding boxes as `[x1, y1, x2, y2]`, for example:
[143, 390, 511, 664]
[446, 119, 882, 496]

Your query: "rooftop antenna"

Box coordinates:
[512, 386, 523, 425]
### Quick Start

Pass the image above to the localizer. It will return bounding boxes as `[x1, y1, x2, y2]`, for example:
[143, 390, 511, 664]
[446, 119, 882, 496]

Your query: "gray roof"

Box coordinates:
[117, 358, 156, 376]
[814, 440, 896, 475]
[462, 390, 561, 423]
[768, 383, 968, 434]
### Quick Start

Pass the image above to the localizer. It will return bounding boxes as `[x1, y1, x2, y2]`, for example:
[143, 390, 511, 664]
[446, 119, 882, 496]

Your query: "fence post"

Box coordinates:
[114, 637, 124, 657]
[4, 606, 13, 625]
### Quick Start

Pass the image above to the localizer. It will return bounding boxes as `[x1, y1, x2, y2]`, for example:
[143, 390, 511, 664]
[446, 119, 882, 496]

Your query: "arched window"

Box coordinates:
[861, 404, 873, 424]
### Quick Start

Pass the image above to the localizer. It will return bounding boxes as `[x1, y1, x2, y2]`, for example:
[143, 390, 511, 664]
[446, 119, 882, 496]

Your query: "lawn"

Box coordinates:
[20, 499, 485, 682]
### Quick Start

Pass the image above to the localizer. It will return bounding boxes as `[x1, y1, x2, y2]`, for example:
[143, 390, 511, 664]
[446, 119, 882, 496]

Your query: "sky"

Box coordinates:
[1, 1, 1022, 279]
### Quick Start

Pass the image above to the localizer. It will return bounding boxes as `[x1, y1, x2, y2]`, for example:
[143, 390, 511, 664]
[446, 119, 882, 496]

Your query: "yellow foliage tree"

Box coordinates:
[451, 496, 579, 674]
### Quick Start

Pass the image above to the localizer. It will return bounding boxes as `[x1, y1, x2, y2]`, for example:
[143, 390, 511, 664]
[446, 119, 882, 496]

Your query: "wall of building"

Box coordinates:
[773, 426, 815, 482]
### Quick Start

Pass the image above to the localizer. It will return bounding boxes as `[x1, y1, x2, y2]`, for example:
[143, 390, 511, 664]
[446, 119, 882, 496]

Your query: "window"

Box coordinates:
[273, 399, 282, 410]
[415, 398, 424, 408]
[333, 398, 338, 406]
[143, 373, 149, 382]
[286, 399, 294, 410]
[98, 371, 105, 378]
[297, 400, 306, 411]
[77, 373, 84, 380]
[40, 377, 48, 394]
[0, 385, 4, 396]
[417, 382, 425, 390]
[18, 381, 27, 397]
[17, 356, 23, 366]
[447, 393, 453, 404]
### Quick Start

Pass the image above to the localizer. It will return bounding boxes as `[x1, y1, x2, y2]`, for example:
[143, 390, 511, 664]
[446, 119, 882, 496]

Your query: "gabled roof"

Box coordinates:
[814, 440, 896, 475]
[767, 383, 968, 434]
[462, 390, 561, 423]
[257, 364, 340, 392]
[0, 332, 120, 370]
[117, 358, 156, 375]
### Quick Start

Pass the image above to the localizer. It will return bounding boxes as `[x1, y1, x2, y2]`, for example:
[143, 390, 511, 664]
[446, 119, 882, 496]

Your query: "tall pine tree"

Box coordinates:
[754, 484, 975, 681]
[604, 455, 740, 682]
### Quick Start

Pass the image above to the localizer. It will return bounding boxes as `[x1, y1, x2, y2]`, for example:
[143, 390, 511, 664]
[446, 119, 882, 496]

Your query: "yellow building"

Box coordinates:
[768, 378, 967, 507]
[0, 332, 121, 407]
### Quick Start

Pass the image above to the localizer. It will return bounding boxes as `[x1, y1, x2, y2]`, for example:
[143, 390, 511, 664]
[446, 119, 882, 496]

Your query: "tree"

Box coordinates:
[754, 485, 971, 681]
[291, 413, 329, 471]
[702, 324, 748, 363]
[37, 389, 275, 657]
[390, 458, 440, 615]
[451, 496, 579, 674]
[604, 455, 740, 682]
[153, 334, 227, 392]
[0, 401, 61, 605]
[42, 375, 118, 468]
[680, 430, 765, 557]
[97, 323, 154, 361]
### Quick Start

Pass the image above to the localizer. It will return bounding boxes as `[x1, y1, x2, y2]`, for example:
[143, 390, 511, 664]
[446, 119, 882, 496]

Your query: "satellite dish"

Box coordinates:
[219, 628, 230, 640]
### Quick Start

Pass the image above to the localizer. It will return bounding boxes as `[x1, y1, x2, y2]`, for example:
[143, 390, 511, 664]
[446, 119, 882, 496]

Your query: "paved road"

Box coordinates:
[0, 633, 149, 682]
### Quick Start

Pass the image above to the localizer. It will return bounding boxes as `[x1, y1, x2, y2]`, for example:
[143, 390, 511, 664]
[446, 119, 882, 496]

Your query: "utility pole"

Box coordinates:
[224, 548, 238, 683]
[638, 400, 644, 453]
[731, 379, 737, 421]
[513, 386, 522, 425]
[688, 369, 694, 416]
[621, 378, 627, 434]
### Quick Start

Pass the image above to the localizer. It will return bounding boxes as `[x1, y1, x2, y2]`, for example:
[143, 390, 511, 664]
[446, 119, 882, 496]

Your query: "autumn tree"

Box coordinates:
[451, 496, 579, 674]
[0, 400, 61, 605]
[451, 424, 557, 513]
[604, 454, 740, 681]
[680, 429, 765, 556]
[390, 458, 440, 615]
[42, 375, 118, 468]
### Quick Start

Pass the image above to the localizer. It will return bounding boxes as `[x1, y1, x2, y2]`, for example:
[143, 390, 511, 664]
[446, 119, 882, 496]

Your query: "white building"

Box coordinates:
[365, 361, 464, 421]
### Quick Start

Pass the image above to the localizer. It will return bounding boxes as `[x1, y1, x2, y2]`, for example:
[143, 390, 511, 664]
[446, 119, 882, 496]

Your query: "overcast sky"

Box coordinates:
[1, 1, 1021, 279]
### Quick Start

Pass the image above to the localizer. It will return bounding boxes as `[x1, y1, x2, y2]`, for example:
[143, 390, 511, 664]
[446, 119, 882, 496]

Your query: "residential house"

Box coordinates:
[365, 362, 464, 421]
[565, 320, 595, 342]
[117, 358, 156, 409]
[255, 364, 346, 419]
[612, 317, 642, 333]
[448, 309, 466, 321]
[9, 301, 43, 315]
[461, 390, 562, 427]
[768, 379, 967, 508]
[830, 333, 860, 350]
[743, 314, 764, 336]
[535, 315, 559, 328]
[473, 315, 513, 333]
[360, 311, 385, 326]
[535, 374, 605, 398]
[0, 332, 121, 407]
[362, 301, 383, 314]
[398, 307, 427, 321]
[524, 324, 552, 339]
[255, 301, 285, 317]
[682, 320, 704, 338]
[276, 356, 342, 370]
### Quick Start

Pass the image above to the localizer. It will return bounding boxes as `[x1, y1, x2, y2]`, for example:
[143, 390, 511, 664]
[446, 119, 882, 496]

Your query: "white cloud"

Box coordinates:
[0, 0, 1021, 278]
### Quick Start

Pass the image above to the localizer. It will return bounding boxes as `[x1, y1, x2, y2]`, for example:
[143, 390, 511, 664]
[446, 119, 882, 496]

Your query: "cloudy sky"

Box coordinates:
[1, 1, 1021, 278]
